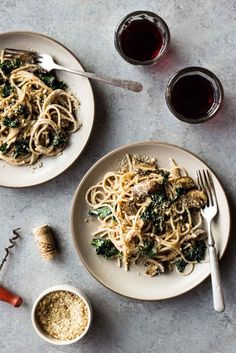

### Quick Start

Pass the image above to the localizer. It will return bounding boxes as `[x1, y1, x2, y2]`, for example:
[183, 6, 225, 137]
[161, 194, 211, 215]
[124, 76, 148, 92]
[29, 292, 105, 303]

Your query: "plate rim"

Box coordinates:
[71, 140, 231, 301]
[0, 30, 95, 188]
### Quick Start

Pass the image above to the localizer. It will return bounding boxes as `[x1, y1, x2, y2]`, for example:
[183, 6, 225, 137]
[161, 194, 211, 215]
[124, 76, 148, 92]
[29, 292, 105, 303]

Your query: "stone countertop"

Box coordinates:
[0, 1, 235, 352]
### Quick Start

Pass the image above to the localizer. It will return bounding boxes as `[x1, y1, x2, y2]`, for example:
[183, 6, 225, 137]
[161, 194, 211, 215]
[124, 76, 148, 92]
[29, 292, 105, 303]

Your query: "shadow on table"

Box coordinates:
[78, 298, 116, 351]
[216, 193, 236, 302]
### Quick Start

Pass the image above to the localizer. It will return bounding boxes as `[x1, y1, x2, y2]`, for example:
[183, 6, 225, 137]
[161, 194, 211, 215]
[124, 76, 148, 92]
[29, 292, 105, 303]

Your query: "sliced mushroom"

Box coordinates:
[184, 189, 207, 208]
[193, 229, 207, 239]
[184, 229, 207, 241]
[175, 176, 196, 190]
[145, 259, 165, 277]
[123, 200, 137, 215]
[132, 180, 159, 198]
[135, 162, 157, 172]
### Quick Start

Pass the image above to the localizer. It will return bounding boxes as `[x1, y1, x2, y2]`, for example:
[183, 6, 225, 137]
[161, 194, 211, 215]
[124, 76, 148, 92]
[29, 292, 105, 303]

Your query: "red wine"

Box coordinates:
[119, 19, 163, 62]
[170, 75, 214, 118]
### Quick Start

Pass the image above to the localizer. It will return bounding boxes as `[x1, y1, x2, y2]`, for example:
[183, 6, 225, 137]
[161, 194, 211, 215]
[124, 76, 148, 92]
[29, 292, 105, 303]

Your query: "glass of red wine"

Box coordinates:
[114, 11, 170, 66]
[165, 67, 224, 123]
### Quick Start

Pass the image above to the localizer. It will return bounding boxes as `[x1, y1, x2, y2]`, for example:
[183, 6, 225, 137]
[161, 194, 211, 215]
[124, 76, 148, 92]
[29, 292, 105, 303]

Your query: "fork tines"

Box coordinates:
[196, 169, 217, 208]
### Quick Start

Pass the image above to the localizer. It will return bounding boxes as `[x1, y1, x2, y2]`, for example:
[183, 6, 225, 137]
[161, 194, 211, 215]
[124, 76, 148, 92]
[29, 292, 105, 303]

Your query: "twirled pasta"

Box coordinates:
[86, 154, 208, 277]
[0, 51, 81, 165]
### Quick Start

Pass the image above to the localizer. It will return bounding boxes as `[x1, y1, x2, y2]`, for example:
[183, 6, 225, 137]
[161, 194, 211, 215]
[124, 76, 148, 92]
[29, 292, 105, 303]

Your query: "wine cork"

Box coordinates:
[33, 225, 56, 260]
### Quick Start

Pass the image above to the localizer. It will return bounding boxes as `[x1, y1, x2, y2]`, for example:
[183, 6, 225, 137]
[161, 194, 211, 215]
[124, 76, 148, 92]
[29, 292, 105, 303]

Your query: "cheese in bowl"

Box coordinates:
[31, 285, 92, 345]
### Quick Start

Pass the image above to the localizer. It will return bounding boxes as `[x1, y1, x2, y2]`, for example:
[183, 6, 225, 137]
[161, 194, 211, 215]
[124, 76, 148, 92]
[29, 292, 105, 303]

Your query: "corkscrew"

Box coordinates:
[0, 229, 23, 307]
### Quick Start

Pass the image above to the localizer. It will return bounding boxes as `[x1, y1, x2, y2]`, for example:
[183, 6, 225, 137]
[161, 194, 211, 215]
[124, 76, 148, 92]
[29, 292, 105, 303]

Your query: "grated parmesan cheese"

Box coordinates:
[35, 290, 89, 341]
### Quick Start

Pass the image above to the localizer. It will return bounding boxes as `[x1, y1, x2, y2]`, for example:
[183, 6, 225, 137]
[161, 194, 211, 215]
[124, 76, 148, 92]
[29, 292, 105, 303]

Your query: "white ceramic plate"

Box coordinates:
[71, 141, 231, 301]
[0, 31, 94, 187]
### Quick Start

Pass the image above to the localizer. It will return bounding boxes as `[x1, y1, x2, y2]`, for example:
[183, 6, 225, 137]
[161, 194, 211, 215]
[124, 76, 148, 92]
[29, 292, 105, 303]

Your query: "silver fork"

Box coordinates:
[4, 48, 143, 93]
[197, 169, 225, 312]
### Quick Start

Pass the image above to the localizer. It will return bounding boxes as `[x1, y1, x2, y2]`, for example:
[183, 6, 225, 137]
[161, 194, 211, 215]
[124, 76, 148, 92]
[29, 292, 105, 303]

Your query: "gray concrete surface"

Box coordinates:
[0, 1, 235, 352]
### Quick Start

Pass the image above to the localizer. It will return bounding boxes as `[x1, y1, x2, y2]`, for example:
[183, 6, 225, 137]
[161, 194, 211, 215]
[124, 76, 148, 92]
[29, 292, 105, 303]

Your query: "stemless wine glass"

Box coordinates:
[165, 67, 224, 123]
[114, 11, 171, 66]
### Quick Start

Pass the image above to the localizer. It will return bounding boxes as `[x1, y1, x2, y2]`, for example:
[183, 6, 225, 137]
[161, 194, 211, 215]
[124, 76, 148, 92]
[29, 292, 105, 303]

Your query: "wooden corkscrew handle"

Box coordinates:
[0, 286, 23, 307]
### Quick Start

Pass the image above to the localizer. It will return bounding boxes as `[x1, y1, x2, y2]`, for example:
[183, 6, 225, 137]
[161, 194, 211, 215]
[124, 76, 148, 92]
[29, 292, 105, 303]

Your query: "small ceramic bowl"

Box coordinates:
[31, 284, 93, 345]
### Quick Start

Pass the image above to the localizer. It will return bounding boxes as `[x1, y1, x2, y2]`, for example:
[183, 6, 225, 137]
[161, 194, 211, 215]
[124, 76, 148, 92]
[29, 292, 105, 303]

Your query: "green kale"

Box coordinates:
[175, 259, 187, 273]
[38, 72, 66, 90]
[182, 240, 207, 263]
[141, 204, 164, 234]
[17, 105, 27, 116]
[14, 139, 30, 158]
[175, 186, 184, 197]
[160, 169, 170, 184]
[141, 190, 168, 234]
[88, 206, 112, 219]
[3, 117, 20, 128]
[140, 239, 157, 257]
[52, 131, 68, 147]
[0, 143, 8, 154]
[150, 190, 168, 205]
[0, 72, 4, 84]
[2, 81, 13, 98]
[91, 238, 119, 259]
[171, 186, 185, 202]
[0, 58, 22, 75]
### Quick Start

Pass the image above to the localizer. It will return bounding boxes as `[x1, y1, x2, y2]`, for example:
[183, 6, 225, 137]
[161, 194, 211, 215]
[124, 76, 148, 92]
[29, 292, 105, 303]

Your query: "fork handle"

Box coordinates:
[53, 64, 143, 92]
[208, 245, 225, 312]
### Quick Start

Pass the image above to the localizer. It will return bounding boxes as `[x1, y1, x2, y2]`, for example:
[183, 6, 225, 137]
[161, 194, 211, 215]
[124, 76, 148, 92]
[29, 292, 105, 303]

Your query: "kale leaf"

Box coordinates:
[3, 117, 20, 128]
[140, 239, 157, 257]
[38, 72, 66, 90]
[160, 169, 170, 184]
[17, 105, 27, 116]
[182, 240, 207, 263]
[175, 186, 184, 197]
[52, 131, 68, 147]
[91, 238, 119, 259]
[14, 139, 30, 158]
[0, 72, 4, 85]
[141, 190, 168, 234]
[0, 58, 22, 75]
[171, 186, 185, 202]
[150, 190, 168, 205]
[2, 81, 13, 98]
[141, 205, 164, 234]
[88, 206, 112, 219]
[175, 241, 206, 272]
[175, 259, 187, 273]
[0, 143, 8, 155]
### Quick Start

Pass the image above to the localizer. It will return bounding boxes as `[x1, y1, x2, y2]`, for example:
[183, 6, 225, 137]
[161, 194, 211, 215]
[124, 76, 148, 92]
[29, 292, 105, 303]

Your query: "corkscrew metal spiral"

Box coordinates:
[0, 228, 20, 272]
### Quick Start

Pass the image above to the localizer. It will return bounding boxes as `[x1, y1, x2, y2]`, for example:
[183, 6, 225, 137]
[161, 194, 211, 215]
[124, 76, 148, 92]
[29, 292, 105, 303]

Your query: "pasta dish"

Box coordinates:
[86, 154, 208, 277]
[0, 51, 80, 165]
